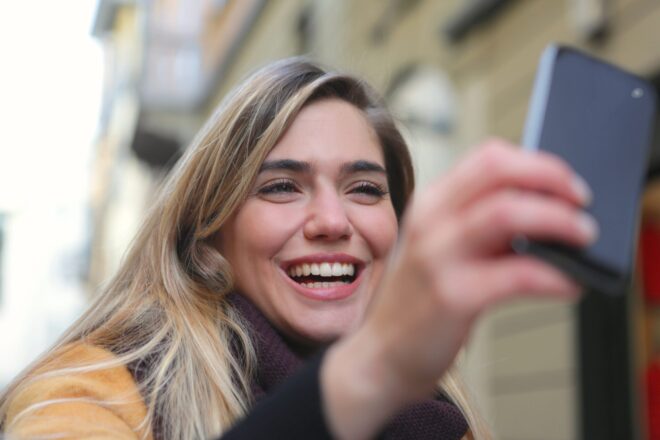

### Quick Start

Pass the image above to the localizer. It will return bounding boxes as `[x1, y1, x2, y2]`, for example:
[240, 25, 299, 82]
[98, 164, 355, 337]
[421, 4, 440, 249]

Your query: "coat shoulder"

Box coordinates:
[4, 342, 152, 439]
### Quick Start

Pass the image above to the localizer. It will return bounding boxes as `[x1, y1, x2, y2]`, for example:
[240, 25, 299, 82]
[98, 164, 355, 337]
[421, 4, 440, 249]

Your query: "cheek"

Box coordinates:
[352, 205, 398, 257]
[232, 202, 305, 257]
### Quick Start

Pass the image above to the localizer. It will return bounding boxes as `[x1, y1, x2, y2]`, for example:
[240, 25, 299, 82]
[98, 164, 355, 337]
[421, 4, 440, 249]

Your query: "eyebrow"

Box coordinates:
[340, 160, 387, 176]
[259, 159, 311, 173]
[259, 159, 386, 176]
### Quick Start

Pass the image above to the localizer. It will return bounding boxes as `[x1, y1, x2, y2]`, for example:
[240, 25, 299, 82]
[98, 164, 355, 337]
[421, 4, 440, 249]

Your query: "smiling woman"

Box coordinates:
[217, 99, 398, 346]
[0, 57, 594, 440]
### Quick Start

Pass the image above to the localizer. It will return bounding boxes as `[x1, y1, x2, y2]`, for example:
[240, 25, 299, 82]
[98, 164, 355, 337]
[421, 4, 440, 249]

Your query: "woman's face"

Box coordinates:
[217, 98, 398, 346]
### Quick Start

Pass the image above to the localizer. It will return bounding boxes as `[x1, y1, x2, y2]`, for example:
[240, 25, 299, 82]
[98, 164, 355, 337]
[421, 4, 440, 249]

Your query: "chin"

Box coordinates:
[287, 309, 361, 348]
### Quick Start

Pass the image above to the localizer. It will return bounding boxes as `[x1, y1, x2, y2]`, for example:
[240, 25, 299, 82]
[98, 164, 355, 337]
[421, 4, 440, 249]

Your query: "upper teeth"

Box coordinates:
[288, 262, 355, 277]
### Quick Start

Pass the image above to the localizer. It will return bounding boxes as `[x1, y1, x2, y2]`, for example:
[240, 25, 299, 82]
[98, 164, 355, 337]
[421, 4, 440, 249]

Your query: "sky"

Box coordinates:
[0, 0, 103, 211]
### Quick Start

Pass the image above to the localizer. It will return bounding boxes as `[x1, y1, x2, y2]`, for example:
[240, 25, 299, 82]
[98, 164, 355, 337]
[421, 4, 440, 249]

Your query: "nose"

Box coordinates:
[303, 187, 353, 241]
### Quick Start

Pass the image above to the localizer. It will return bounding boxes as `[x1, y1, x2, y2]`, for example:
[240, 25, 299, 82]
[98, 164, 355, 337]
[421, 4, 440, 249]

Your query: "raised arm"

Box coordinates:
[321, 139, 597, 439]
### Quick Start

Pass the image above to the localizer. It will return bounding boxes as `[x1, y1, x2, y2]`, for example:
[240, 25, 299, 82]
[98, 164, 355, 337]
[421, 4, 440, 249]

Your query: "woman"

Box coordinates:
[0, 58, 595, 439]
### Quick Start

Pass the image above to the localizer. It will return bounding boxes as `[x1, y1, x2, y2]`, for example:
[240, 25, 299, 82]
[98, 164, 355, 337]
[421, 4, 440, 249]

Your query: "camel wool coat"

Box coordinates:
[5, 344, 152, 439]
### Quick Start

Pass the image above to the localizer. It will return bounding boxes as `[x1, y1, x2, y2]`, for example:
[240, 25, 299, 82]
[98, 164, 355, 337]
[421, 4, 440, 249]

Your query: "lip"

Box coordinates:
[278, 253, 366, 301]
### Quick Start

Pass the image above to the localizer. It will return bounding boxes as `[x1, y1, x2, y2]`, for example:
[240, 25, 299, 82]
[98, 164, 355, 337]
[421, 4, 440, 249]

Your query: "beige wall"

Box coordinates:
[207, 0, 306, 111]
[90, 4, 150, 289]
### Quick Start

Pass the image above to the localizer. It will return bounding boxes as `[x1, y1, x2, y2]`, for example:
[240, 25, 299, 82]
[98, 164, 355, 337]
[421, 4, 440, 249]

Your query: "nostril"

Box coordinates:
[303, 208, 353, 241]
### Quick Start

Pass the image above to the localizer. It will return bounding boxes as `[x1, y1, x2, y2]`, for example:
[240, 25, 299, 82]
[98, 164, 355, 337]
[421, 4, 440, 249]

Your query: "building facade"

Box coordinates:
[92, 1, 660, 438]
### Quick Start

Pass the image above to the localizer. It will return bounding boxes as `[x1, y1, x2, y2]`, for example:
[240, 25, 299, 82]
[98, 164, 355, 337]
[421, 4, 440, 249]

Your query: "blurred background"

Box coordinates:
[1, 0, 659, 439]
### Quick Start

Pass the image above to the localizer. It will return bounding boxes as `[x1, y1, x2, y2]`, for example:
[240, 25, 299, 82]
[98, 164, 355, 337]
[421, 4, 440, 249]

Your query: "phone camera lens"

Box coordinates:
[632, 88, 644, 98]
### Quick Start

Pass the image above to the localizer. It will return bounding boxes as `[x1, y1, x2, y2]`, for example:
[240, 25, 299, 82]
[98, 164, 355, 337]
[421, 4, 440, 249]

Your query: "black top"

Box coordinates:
[220, 352, 333, 439]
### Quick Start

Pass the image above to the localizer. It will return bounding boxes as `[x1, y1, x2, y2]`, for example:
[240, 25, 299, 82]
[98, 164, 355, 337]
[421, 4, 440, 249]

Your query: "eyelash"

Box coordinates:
[351, 182, 388, 197]
[257, 179, 388, 198]
[258, 179, 298, 195]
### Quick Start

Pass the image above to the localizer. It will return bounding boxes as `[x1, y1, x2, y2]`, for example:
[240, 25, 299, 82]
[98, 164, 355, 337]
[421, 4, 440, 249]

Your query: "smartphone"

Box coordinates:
[513, 44, 657, 295]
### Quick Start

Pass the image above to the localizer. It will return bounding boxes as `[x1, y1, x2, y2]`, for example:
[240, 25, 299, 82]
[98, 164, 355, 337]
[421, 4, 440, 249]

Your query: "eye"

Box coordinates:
[256, 178, 301, 202]
[349, 181, 388, 200]
[259, 179, 298, 194]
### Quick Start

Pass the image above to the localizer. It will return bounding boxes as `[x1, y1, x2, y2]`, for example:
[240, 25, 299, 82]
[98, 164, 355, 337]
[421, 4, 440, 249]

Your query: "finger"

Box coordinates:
[435, 139, 591, 212]
[459, 256, 583, 311]
[457, 189, 598, 255]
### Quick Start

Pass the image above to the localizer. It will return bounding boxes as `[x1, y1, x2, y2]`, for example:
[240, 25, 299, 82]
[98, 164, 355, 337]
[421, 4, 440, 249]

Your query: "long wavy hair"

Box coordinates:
[0, 58, 489, 439]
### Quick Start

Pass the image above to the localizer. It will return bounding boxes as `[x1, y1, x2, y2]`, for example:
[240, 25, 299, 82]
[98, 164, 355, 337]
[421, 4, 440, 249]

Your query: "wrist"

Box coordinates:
[320, 325, 424, 440]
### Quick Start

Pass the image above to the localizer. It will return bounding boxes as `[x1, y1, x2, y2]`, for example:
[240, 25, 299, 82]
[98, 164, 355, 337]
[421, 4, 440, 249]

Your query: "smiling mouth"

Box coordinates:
[285, 262, 359, 288]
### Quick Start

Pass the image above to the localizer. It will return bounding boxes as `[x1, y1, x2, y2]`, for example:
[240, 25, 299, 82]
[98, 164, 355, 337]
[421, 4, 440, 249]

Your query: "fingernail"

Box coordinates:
[572, 175, 593, 206]
[578, 213, 599, 243]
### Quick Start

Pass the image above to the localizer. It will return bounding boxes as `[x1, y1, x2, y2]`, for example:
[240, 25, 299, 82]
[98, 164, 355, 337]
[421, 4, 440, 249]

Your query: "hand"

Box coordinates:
[322, 139, 597, 439]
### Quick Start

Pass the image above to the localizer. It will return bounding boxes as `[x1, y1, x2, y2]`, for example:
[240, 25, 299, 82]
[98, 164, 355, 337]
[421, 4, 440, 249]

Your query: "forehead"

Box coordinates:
[265, 98, 384, 165]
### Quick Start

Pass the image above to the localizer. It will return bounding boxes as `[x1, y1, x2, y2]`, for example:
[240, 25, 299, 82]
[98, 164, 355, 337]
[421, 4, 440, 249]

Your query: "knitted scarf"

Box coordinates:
[229, 293, 469, 440]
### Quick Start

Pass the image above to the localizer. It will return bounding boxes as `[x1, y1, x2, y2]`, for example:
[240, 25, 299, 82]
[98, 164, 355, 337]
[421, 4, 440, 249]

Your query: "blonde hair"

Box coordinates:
[0, 58, 489, 439]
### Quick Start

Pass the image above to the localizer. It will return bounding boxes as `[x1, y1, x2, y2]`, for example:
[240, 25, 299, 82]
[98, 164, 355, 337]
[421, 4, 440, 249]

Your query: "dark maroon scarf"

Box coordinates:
[229, 293, 469, 440]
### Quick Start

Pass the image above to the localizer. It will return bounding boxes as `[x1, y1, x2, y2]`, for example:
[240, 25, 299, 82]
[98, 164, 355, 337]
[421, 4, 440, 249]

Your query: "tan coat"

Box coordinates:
[4, 344, 152, 439]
